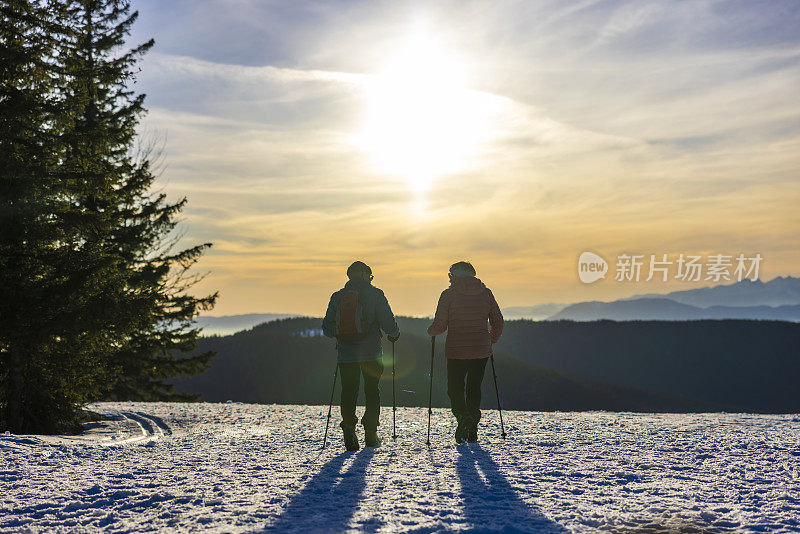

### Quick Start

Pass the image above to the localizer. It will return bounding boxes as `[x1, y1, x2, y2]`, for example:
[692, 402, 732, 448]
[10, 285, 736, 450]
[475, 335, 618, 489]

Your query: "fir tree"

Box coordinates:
[54, 0, 217, 402]
[0, 1, 94, 434]
[1, 0, 217, 433]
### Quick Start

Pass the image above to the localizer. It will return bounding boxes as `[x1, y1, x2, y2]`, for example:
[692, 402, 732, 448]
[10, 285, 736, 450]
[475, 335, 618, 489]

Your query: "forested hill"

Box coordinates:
[494, 319, 800, 412]
[175, 317, 800, 413]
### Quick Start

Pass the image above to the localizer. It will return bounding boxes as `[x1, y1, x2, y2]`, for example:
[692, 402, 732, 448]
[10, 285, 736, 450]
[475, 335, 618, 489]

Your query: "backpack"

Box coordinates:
[334, 288, 372, 342]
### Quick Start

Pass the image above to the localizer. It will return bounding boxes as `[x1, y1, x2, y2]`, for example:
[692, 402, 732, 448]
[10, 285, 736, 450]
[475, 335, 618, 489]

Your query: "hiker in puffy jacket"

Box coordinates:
[322, 261, 399, 450]
[427, 261, 504, 443]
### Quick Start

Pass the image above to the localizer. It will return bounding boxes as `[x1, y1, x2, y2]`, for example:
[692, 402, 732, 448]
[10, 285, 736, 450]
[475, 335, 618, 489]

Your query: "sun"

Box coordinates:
[357, 28, 492, 191]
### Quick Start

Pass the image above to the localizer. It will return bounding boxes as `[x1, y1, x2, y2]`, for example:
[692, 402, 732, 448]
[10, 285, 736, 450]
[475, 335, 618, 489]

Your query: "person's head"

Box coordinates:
[448, 261, 476, 281]
[347, 260, 373, 281]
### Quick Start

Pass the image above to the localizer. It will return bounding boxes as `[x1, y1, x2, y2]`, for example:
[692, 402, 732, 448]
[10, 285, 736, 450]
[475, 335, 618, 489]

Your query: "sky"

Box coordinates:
[128, 0, 800, 316]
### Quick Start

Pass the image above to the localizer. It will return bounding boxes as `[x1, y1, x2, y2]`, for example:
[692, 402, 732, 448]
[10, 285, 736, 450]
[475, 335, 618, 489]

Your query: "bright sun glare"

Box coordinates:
[358, 28, 494, 191]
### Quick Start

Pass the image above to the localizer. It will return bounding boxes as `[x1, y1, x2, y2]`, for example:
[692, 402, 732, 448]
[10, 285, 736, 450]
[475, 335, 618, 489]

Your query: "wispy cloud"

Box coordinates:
[148, 52, 368, 86]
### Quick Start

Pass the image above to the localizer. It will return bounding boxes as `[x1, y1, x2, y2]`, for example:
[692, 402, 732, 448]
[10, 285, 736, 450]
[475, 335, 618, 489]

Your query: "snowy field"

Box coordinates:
[1, 403, 799, 533]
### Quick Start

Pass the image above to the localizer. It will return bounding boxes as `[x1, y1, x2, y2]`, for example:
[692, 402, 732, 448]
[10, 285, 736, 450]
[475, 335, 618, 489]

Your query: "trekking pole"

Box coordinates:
[321, 362, 339, 450]
[490, 353, 507, 439]
[391, 340, 397, 441]
[426, 336, 435, 446]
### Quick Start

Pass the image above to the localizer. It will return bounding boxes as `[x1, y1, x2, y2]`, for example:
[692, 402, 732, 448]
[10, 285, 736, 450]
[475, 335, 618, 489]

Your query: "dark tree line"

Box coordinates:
[175, 317, 706, 413]
[1, 0, 217, 434]
[176, 317, 800, 414]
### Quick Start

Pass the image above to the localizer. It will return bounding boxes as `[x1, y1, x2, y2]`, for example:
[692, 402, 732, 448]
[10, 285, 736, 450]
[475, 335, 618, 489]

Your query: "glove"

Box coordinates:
[387, 333, 400, 343]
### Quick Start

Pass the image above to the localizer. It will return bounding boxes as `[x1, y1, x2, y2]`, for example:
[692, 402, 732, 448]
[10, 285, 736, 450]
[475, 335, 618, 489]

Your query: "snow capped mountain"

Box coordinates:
[548, 299, 800, 321]
[548, 276, 800, 321]
[2, 402, 798, 533]
[619, 275, 800, 308]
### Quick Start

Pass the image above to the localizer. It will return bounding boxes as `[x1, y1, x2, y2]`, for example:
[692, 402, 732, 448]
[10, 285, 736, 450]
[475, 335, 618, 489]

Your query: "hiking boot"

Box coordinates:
[466, 422, 478, 443]
[342, 424, 359, 451]
[364, 429, 382, 447]
[454, 421, 467, 444]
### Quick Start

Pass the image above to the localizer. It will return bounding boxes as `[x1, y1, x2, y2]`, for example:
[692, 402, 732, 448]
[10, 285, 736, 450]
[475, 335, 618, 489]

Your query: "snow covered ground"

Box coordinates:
[2, 403, 799, 533]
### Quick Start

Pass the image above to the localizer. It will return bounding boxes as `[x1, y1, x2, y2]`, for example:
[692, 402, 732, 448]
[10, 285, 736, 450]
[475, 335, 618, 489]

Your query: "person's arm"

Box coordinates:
[376, 290, 400, 339]
[321, 293, 338, 338]
[488, 289, 504, 343]
[427, 290, 450, 337]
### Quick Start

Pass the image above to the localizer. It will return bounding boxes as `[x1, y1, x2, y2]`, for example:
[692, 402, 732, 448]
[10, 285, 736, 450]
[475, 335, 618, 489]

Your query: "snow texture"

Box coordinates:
[1, 403, 799, 533]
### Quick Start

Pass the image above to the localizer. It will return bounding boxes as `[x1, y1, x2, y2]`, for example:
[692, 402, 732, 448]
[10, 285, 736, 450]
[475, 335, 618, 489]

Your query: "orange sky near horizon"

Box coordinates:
[130, 0, 800, 316]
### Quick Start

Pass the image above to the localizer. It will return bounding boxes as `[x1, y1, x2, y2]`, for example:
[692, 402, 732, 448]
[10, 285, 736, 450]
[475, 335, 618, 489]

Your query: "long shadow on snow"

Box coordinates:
[264, 447, 377, 532]
[457, 445, 567, 533]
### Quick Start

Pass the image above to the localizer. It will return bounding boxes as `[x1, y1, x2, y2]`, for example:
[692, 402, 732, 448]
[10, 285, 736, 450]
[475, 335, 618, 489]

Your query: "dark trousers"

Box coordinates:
[339, 359, 384, 430]
[447, 357, 489, 424]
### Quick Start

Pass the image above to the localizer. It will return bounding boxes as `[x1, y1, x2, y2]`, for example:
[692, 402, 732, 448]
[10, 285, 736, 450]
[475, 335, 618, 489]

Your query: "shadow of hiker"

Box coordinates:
[456, 445, 567, 533]
[264, 448, 377, 533]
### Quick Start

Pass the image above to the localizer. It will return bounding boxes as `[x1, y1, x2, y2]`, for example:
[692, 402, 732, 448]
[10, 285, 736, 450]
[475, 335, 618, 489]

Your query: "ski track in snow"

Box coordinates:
[1, 403, 799, 533]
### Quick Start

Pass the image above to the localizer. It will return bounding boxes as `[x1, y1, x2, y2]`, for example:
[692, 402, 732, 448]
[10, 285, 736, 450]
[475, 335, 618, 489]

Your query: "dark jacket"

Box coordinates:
[427, 276, 504, 359]
[322, 278, 400, 362]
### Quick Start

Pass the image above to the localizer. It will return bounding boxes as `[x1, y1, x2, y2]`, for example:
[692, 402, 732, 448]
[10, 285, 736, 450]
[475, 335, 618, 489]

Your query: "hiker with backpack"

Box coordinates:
[427, 261, 504, 443]
[322, 261, 400, 451]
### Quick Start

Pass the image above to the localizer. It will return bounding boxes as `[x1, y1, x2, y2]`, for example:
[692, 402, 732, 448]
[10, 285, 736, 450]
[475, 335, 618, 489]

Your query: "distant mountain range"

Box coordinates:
[507, 276, 800, 322]
[194, 276, 800, 334]
[550, 276, 800, 321]
[549, 299, 800, 321]
[620, 276, 800, 307]
[501, 303, 568, 320]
